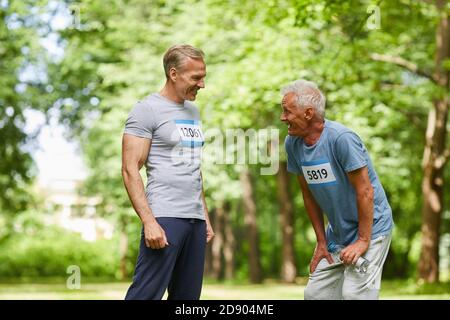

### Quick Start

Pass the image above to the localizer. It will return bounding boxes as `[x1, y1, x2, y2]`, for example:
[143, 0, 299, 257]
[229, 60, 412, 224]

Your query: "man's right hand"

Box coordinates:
[143, 220, 169, 249]
[309, 243, 334, 274]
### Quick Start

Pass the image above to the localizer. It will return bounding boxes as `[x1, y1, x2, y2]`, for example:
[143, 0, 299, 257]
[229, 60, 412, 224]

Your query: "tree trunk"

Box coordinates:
[211, 206, 224, 280]
[418, 0, 449, 283]
[240, 168, 262, 283]
[223, 201, 235, 280]
[277, 161, 297, 283]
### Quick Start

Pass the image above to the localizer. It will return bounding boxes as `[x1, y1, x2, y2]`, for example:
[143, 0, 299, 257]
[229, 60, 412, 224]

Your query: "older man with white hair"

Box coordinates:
[280, 79, 393, 300]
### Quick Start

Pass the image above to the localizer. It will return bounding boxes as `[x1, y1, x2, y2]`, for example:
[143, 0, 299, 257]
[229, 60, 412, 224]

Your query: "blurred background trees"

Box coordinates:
[0, 0, 448, 285]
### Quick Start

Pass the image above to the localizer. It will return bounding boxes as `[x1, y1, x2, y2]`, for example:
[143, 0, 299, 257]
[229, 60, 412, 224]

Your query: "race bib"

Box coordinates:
[301, 159, 337, 186]
[174, 120, 204, 148]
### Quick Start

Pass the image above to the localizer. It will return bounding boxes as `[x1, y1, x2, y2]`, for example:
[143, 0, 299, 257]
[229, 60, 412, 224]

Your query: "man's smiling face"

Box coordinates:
[174, 57, 206, 101]
[280, 92, 310, 137]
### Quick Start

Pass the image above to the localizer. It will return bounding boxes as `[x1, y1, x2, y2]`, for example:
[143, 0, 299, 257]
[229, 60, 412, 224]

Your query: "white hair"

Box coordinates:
[280, 79, 326, 118]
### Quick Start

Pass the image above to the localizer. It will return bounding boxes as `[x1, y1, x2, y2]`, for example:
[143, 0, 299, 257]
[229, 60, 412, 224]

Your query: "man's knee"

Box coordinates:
[342, 286, 379, 300]
[304, 283, 317, 300]
[304, 281, 334, 300]
[341, 288, 358, 300]
[304, 283, 315, 300]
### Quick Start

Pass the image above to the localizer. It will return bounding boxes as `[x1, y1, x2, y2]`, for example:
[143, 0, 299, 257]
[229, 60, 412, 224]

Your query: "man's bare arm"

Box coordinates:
[298, 175, 327, 244]
[340, 166, 374, 264]
[297, 175, 333, 272]
[122, 134, 168, 249]
[200, 171, 214, 243]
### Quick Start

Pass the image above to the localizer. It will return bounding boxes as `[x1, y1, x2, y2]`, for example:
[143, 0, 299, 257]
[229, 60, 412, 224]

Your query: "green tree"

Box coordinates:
[0, 0, 52, 239]
[49, 0, 449, 283]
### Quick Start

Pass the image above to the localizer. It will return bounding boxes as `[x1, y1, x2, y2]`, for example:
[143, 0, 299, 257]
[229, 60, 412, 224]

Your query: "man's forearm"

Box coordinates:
[303, 197, 327, 244]
[201, 189, 210, 220]
[356, 190, 374, 242]
[347, 168, 374, 244]
[122, 168, 155, 225]
[200, 173, 211, 222]
[298, 176, 327, 245]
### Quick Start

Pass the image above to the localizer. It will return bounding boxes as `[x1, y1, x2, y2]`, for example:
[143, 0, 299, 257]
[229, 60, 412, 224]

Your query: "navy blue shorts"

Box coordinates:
[125, 217, 206, 300]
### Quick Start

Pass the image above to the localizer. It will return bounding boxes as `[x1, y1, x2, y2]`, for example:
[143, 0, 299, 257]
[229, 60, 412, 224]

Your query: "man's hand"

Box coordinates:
[310, 243, 334, 273]
[340, 239, 370, 265]
[206, 220, 215, 243]
[143, 220, 169, 249]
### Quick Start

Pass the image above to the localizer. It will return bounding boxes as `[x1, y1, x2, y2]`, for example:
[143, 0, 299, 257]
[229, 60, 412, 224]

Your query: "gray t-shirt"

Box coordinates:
[124, 93, 205, 220]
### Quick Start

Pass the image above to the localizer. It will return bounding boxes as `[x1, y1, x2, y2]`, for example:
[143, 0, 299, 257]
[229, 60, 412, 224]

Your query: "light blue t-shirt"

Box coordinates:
[285, 120, 393, 252]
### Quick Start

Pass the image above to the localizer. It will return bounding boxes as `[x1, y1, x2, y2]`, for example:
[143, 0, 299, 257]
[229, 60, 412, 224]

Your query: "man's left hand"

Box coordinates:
[340, 239, 370, 265]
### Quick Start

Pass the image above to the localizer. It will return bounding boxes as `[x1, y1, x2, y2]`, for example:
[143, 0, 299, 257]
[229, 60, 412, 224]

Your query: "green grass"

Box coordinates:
[0, 279, 448, 300]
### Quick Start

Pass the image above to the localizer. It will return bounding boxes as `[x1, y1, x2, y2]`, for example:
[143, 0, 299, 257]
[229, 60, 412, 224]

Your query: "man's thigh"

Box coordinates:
[304, 253, 345, 300]
[125, 218, 190, 300]
[342, 234, 392, 300]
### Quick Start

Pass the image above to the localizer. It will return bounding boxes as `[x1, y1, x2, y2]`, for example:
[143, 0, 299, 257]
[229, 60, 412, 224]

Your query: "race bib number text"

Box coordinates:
[174, 120, 204, 148]
[301, 159, 337, 186]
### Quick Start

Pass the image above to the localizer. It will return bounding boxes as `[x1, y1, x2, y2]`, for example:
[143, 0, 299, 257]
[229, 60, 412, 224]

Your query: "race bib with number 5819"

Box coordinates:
[301, 159, 337, 187]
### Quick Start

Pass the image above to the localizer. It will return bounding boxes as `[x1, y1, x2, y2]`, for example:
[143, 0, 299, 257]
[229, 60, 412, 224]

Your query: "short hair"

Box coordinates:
[163, 44, 205, 79]
[280, 79, 326, 118]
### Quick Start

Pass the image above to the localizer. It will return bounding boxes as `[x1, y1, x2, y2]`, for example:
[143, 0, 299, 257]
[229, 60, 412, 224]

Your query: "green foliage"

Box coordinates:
[0, 225, 120, 279]
[1, 0, 448, 281]
[50, 0, 449, 281]
[0, 0, 48, 215]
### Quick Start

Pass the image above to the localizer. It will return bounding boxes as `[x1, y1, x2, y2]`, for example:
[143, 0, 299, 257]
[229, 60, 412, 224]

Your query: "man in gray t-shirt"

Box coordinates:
[123, 45, 214, 300]
[124, 93, 206, 220]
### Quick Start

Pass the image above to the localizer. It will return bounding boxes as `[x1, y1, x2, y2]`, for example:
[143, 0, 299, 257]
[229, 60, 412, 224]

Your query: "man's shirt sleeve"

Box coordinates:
[123, 101, 155, 139]
[335, 132, 368, 172]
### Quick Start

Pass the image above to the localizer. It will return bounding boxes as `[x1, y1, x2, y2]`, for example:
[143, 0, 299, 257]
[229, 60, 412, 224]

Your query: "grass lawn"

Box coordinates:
[0, 278, 449, 300]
